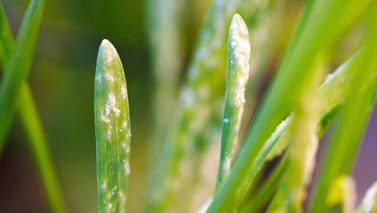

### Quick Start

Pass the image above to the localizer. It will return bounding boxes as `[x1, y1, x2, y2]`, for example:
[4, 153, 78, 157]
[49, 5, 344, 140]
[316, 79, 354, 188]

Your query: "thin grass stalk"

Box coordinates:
[216, 14, 250, 189]
[0, 2, 65, 213]
[239, 155, 288, 213]
[0, 0, 44, 150]
[95, 40, 131, 213]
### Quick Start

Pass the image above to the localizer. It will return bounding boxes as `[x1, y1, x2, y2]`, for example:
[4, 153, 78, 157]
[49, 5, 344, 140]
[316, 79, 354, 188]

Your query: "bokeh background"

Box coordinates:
[0, 0, 376, 212]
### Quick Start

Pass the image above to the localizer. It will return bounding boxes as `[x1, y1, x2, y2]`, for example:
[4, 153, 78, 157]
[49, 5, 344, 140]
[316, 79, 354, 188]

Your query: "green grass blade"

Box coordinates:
[308, 9, 377, 212]
[284, 56, 324, 213]
[0, 3, 13, 68]
[325, 176, 356, 213]
[0, 0, 44, 149]
[147, 0, 185, 155]
[95, 39, 131, 213]
[240, 156, 288, 213]
[17, 85, 66, 213]
[0, 2, 65, 213]
[357, 181, 377, 213]
[216, 14, 250, 189]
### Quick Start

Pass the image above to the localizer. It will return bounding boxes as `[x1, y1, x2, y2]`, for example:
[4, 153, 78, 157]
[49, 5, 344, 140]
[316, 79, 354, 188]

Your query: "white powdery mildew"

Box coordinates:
[224, 156, 232, 171]
[121, 85, 127, 99]
[223, 118, 229, 123]
[106, 50, 114, 65]
[105, 72, 115, 82]
[106, 93, 120, 117]
[229, 14, 251, 107]
[100, 114, 110, 123]
[124, 160, 131, 175]
[96, 74, 103, 84]
[265, 116, 293, 160]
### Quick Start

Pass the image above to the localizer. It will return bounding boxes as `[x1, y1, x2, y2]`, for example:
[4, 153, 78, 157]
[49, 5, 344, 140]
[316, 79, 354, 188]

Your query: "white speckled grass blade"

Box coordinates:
[147, 0, 242, 211]
[95, 40, 131, 213]
[357, 181, 377, 213]
[216, 14, 250, 189]
[325, 176, 356, 213]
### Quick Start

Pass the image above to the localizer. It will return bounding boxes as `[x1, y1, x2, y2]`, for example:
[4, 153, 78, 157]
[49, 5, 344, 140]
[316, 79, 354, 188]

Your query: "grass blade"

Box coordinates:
[284, 56, 324, 213]
[239, 155, 288, 213]
[216, 14, 250, 189]
[357, 181, 377, 213]
[95, 39, 131, 213]
[0, 3, 13, 68]
[0, 2, 65, 213]
[0, 0, 44, 149]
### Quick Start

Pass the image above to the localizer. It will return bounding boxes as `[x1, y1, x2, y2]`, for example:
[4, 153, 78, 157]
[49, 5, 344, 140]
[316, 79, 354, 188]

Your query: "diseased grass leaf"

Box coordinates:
[216, 13, 250, 189]
[95, 39, 131, 213]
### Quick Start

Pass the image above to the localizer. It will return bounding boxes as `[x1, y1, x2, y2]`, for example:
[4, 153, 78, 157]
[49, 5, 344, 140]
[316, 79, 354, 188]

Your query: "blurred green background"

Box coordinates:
[0, 0, 376, 212]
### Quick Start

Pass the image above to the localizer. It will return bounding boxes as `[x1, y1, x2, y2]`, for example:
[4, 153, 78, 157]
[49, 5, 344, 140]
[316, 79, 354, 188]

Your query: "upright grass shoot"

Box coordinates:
[95, 40, 131, 213]
[0, 0, 44, 150]
[216, 14, 250, 189]
[0, 1, 66, 213]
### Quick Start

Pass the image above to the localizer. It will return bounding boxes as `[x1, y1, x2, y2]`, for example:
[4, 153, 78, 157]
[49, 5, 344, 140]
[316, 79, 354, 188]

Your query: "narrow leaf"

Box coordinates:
[95, 39, 131, 213]
[0, 0, 44, 149]
[217, 13, 250, 189]
[0, 2, 65, 212]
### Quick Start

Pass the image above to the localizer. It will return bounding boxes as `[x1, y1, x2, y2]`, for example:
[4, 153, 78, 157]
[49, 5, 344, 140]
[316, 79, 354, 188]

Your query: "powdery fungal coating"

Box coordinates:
[95, 39, 131, 213]
[223, 118, 229, 123]
[229, 14, 251, 107]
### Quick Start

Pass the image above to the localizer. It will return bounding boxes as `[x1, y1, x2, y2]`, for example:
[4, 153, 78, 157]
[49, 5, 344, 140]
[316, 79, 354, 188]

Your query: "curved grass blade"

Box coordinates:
[239, 155, 288, 213]
[0, 2, 66, 213]
[0, 0, 44, 149]
[308, 8, 377, 212]
[95, 39, 131, 213]
[357, 181, 377, 213]
[216, 14, 250, 189]
[325, 176, 356, 213]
